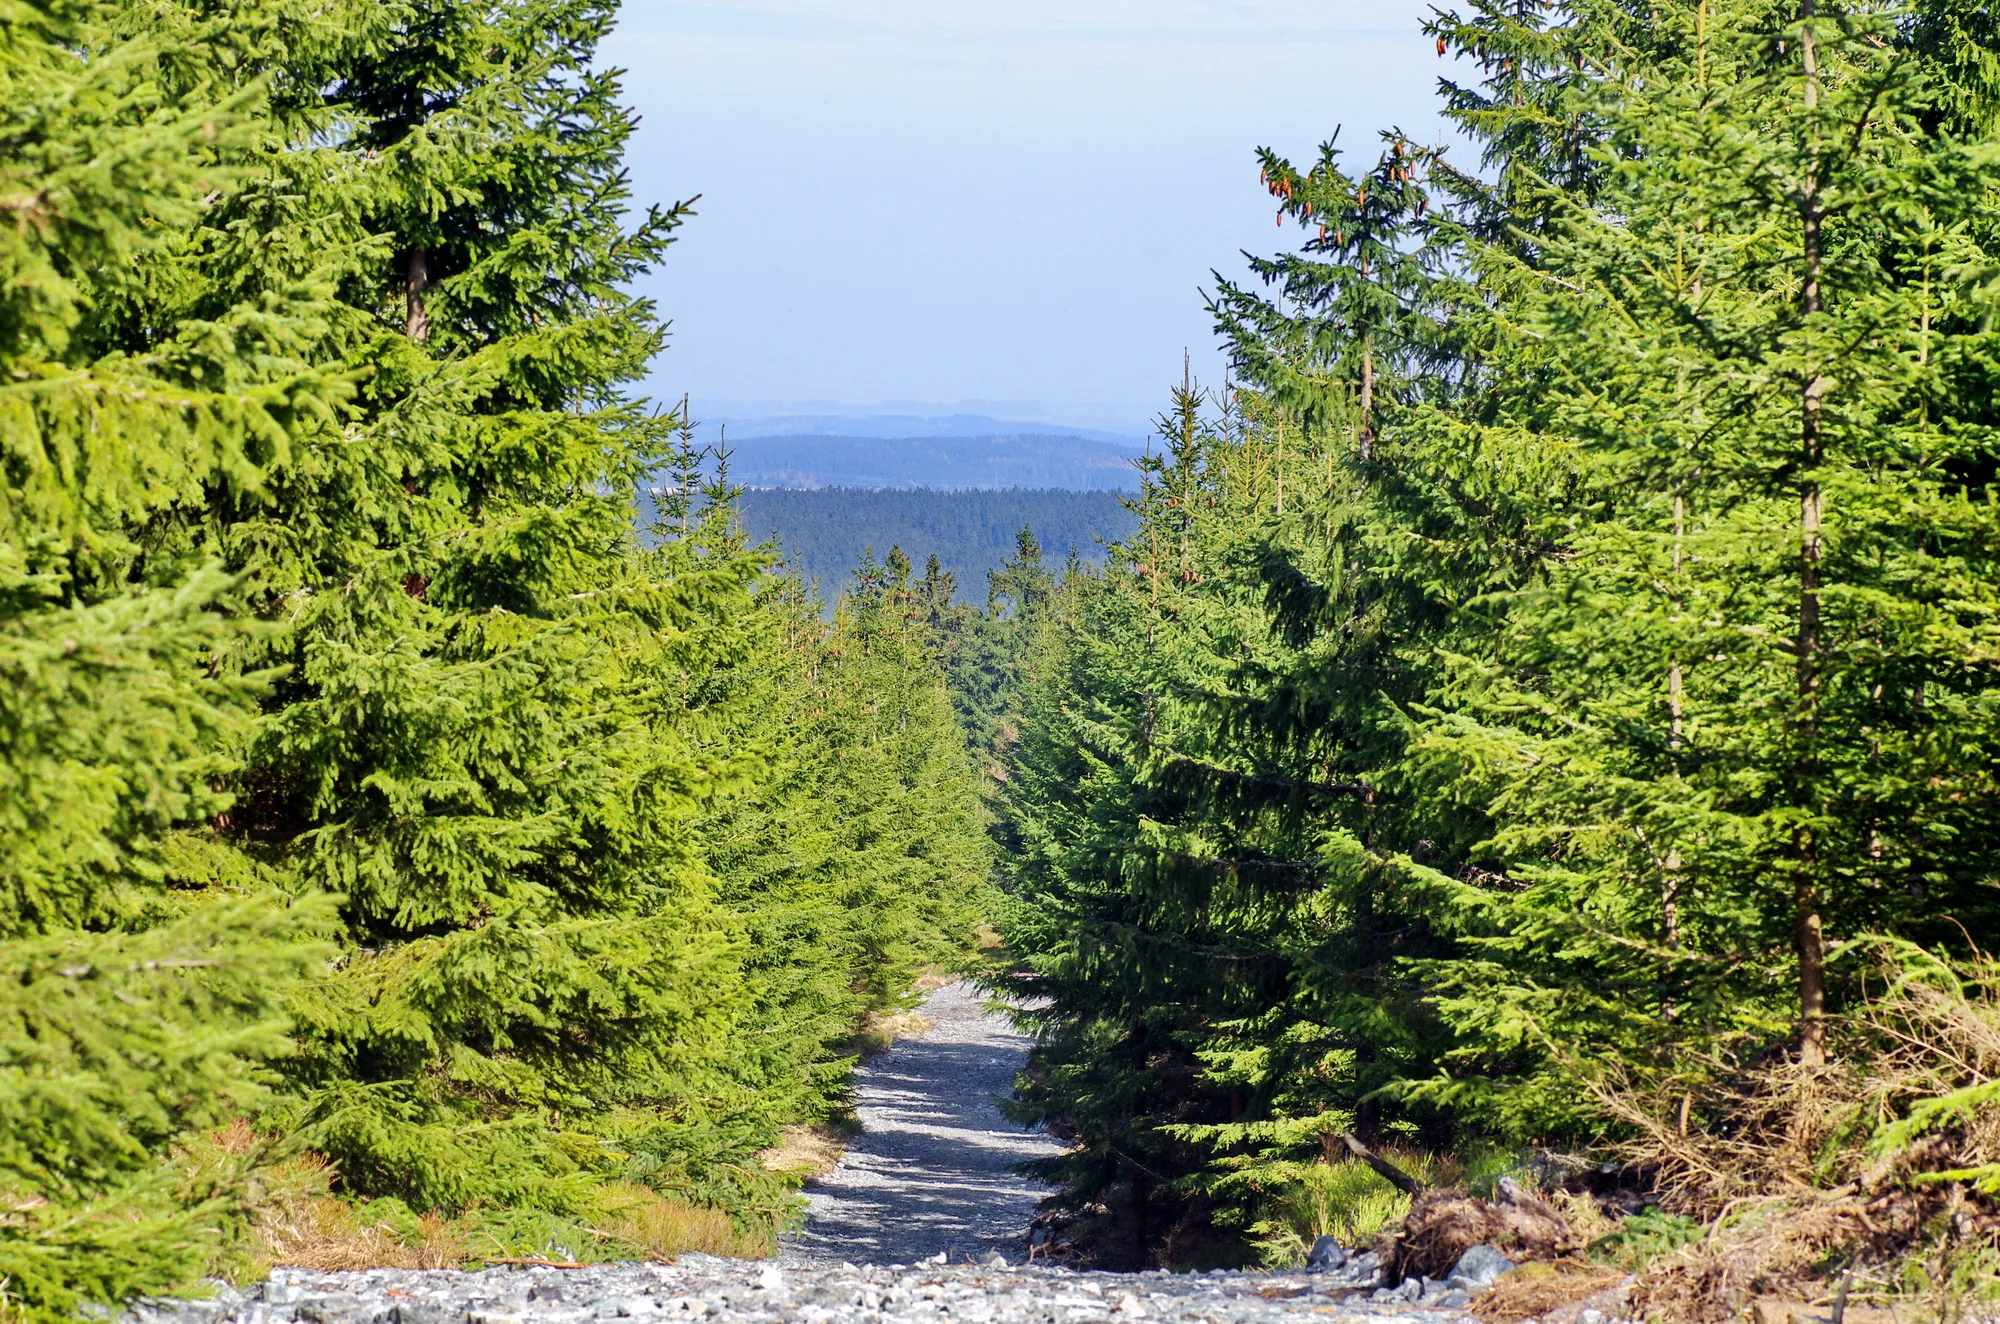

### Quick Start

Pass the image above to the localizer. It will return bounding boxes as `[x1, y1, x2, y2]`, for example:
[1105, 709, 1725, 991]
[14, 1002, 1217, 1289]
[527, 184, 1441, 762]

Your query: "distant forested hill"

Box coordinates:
[723, 433, 1143, 490]
[710, 411, 1144, 444]
[737, 488, 1136, 603]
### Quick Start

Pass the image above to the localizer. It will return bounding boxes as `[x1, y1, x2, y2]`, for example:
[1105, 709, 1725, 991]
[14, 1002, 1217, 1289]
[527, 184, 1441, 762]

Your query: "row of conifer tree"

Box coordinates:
[0, 0, 989, 1315]
[987, 0, 2000, 1276]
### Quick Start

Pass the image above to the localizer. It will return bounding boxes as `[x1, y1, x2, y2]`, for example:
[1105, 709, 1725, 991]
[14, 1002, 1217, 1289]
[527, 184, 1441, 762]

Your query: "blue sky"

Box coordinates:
[604, 1, 1458, 434]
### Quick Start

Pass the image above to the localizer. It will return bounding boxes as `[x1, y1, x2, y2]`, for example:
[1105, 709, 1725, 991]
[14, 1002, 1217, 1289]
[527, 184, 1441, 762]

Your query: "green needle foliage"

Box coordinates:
[993, 0, 2000, 1277]
[699, 537, 991, 1132]
[1, 0, 991, 1313]
[16, 0, 1997, 1301]
[0, 902, 330, 1318]
[1398, 0, 2000, 1125]
[0, 0, 342, 1311]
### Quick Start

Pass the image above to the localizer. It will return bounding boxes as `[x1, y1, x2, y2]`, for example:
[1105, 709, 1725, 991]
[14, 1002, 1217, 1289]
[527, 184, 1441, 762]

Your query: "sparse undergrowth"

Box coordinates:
[1239, 953, 1999, 1318]
[757, 1124, 856, 1185]
[1243, 1148, 1515, 1267]
[1426, 952, 2000, 1322]
[1471, 1264, 1629, 1324]
[221, 983, 978, 1281]
[1599, 953, 2000, 1322]
[182, 1125, 774, 1281]
[252, 1177, 774, 1273]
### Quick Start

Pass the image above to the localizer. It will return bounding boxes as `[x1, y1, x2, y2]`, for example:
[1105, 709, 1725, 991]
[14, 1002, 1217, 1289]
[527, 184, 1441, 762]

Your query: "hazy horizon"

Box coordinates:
[688, 399, 1155, 442]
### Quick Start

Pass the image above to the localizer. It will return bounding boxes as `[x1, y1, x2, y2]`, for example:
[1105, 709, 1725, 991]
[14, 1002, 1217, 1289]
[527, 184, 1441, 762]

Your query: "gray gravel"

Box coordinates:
[133, 1257, 1471, 1324]
[783, 982, 1061, 1266]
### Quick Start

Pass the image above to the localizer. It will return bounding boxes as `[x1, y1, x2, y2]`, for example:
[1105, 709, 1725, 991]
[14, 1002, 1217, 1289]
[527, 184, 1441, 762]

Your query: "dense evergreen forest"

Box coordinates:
[0, 0, 987, 1314]
[733, 488, 1137, 606]
[6, 0, 2000, 1319]
[966, 0, 2000, 1307]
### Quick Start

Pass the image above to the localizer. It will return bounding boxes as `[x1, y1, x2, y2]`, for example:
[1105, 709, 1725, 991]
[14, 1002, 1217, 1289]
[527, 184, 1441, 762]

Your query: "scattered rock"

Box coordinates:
[129, 1260, 1479, 1324]
[1749, 1300, 1901, 1324]
[295, 1301, 387, 1324]
[1369, 1276, 1425, 1304]
[1381, 1180, 1579, 1282]
[1513, 1272, 1635, 1324]
[1445, 1244, 1516, 1292]
[1305, 1236, 1348, 1273]
[392, 1305, 459, 1324]
[783, 983, 1060, 1267]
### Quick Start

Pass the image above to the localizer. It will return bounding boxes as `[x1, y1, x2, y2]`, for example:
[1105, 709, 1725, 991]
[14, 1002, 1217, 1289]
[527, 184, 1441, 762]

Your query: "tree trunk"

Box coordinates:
[1358, 337, 1375, 461]
[406, 246, 431, 342]
[1340, 1132, 1424, 1196]
[1128, 1166, 1150, 1269]
[1795, 0, 1828, 1067]
[1275, 417, 1284, 515]
[1665, 492, 1685, 950]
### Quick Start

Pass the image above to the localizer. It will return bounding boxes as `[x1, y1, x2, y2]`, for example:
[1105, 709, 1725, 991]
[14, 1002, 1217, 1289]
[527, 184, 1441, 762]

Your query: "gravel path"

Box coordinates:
[127, 985, 1487, 1324]
[782, 982, 1060, 1266]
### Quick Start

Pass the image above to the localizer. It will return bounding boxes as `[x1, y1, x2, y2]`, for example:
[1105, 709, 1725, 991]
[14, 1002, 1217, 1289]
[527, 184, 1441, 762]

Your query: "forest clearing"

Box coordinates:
[1, 0, 1996, 1322]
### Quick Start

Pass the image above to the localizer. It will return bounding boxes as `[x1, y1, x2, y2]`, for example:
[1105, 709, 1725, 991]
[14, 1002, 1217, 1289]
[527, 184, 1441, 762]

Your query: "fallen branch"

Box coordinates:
[1341, 1132, 1425, 1196]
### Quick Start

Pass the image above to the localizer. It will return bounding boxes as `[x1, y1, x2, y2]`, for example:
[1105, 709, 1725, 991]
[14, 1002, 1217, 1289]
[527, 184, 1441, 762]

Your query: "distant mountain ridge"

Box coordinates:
[722, 432, 1144, 491]
[705, 409, 1149, 446]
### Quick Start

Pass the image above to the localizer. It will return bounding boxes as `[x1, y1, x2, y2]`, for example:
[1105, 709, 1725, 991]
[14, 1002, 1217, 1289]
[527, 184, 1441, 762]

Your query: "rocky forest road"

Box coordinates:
[131, 984, 1476, 1324]
[780, 981, 1061, 1266]
[140, 1258, 1475, 1324]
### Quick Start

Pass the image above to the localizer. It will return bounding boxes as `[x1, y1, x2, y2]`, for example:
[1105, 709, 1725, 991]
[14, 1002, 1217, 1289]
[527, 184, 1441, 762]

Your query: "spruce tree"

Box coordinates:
[700, 538, 992, 1130]
[997, 0, 2000, 1266]
[1396, 0, 2000, 1120]
[148, 0, 785, 1236]
[996, 380, 1430, 1266]
[4, 0, 1006, 1301]
[0, 0, 345, 1311]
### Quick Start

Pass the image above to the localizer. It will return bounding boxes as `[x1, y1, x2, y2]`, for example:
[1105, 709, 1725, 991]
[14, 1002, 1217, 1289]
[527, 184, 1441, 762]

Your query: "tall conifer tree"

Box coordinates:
[0, 0, 346, 1310]
[1398, 0, 2000, 1117]
[997, 0, 2000, 1270]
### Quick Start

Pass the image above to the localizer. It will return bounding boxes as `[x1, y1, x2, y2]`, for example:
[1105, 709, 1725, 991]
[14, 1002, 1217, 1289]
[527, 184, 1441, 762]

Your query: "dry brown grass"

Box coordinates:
[1577, 952, 2000, 1322]
[1745, 1298, 1904, 1324]
[1547, 1189, 1620, 1246]
[194, 1122, 771, 1273]
[1471, 1262, 1627, 1323]
[174, 1122, 458, 1274]
[1381, 1181, 1581, 1282]
[230, 1134, 465, 1273]
[849, 1009, 933, 1058]
[757, 1124, 848, 1180]
[259, 1180, 767, 1271]
[259, 1189, 469, 1272]
[593, 1184, 772, 1260]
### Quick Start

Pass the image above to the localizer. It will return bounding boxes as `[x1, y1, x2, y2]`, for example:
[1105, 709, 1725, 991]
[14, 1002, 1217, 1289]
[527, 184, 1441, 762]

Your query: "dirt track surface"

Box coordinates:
[781, 982, 1061, 1266]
